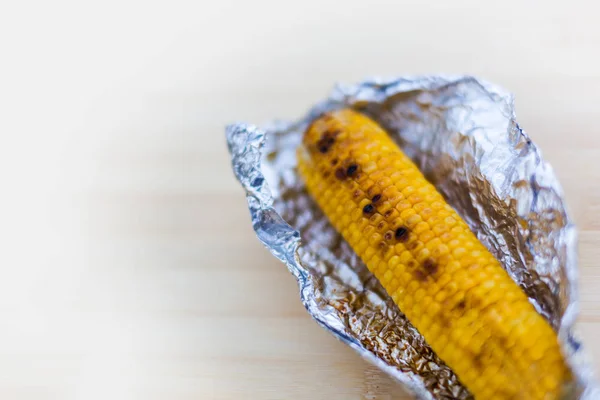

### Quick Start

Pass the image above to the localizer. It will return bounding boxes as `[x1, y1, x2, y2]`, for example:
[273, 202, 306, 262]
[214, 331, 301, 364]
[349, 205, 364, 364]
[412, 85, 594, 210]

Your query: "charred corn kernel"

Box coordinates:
[297, 109, 569, 399]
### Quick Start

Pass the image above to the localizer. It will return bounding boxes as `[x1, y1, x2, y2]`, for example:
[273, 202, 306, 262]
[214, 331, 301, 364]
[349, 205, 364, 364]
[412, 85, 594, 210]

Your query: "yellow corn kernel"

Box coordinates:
[297, 109, 569, 399]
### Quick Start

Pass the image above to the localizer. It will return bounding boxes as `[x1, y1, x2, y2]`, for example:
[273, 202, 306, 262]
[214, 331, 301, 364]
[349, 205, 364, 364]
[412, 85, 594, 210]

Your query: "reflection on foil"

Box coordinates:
[226, 76, 597, 399]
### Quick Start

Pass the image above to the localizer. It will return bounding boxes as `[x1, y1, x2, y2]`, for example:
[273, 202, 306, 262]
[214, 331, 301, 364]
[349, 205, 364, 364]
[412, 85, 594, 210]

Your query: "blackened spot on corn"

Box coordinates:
[372, 194, 382, 203]
[317, 138, 335, 153]
[457, 299, 466, 310]
[414, 270, 427, 282]
[378, 241, 387, 250]
[407, 260, 416, 268]
[363, 204, 375, 214]
[316, 130, 339, 154]
[377, 221, 385, 230]
[331, 158, 339, 166]
[423, 258, 438, 275]
[384, 231, 393, 241]
[395, 227, 409, 241]
[323, 171, 330, 178]
[335, 168, 347, 180]
[346, 164, 358, 176]
[384, 209, 394, 217]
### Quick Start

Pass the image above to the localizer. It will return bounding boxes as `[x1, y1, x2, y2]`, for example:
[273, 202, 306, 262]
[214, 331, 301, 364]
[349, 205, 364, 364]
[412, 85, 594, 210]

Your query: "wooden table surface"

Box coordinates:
[3, 1, 600, 399]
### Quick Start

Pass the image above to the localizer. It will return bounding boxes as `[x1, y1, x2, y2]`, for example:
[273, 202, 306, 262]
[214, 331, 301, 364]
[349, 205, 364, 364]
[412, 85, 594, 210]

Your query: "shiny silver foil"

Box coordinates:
[226, 76, 598, 399]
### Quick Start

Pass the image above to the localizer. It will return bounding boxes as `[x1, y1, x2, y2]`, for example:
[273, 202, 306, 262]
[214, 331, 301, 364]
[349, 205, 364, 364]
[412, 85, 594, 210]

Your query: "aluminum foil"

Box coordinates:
[226, 76, 598, 399]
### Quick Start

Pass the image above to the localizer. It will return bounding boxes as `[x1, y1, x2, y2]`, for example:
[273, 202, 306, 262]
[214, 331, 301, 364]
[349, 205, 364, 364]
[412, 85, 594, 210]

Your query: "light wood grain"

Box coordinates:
[2, 0, 600, 399]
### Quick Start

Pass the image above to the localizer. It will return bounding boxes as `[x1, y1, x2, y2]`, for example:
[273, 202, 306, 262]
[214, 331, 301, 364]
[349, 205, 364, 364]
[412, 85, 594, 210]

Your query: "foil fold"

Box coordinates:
[226, 76, 597, 399]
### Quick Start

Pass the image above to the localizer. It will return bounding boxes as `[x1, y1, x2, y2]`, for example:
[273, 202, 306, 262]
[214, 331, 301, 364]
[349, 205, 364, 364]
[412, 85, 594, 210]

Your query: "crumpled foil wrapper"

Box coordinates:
[226, 76, 598, 399]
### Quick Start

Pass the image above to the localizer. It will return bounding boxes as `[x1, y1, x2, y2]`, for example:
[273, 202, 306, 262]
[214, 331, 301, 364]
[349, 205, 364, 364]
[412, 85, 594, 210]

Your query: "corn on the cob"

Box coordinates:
[297, 109, 569, 399]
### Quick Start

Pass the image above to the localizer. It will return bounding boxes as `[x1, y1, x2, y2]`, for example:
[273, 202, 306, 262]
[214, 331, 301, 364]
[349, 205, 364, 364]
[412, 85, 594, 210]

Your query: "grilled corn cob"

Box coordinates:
[297, 109, 569, 399]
